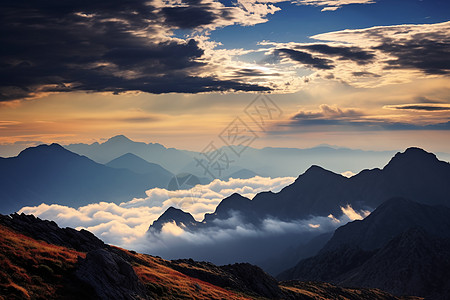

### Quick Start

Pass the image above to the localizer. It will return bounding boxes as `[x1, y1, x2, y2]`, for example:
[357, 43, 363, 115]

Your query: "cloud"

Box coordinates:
[292, 104, 362, 120]
[19, 176, 295, 247]
[276, 49, 334, 70]
[18, 173, 375, 268]
[140, 204, 371, 266]
[295, 0, 375, 11]
[340, 204, 370, 220]
[280, 104, 450, 131]
[263, 21, 450, 89]
[384, 104, 450, 112]
[0, 0, 280, 101]
[341, 171, 355, 178]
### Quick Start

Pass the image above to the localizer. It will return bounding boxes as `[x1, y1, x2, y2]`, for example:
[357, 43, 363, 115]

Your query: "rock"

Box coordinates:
[76, 249, 149, 300]
[0, 213, 106, 252]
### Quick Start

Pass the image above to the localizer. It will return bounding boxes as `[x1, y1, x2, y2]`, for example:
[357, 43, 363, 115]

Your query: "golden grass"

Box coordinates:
[131, 252, 253, 300]
[0, 224, 85, 299]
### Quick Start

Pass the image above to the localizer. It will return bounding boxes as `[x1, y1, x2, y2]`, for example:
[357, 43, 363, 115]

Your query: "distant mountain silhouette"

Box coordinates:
[178, 144, 401, 178]
[106, 152, 173, 177]
[63, 135, 436, 179]
[278, 198, 450, 299]
[66, 135, 195, 173]
[0, 144, 174, 213]
[225, 168, 260, 179]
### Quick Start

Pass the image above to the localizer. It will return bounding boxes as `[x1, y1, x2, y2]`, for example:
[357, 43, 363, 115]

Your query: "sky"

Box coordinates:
[0, 0, 449, 153]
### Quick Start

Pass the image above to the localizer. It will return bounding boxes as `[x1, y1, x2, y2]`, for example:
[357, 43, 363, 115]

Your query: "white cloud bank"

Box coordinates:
[19, 176, 295, 248]
[19, 175, 371, 263]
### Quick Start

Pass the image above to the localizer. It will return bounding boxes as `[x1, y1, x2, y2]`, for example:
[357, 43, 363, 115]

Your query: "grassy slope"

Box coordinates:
[0, 223, 423, 300]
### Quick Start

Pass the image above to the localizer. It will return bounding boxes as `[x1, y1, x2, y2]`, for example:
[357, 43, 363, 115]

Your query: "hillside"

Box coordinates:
[0, 213, 419, 300]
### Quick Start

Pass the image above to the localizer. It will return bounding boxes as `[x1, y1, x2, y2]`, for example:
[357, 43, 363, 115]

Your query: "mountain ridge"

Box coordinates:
[278, 198, 450, 298]
[0, 144, 174, 213]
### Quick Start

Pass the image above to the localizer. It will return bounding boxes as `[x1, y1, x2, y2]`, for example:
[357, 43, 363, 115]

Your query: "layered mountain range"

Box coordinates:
[146, 147, 450, 281]
[150, 147, 450, 229]
[0, 144, 174, 213]
[63, 135, 408, 177]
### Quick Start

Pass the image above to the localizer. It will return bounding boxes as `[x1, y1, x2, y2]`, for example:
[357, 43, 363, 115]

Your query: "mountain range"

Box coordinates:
[150, 147, 450, 228]
[0, 144, 174, 213]
[63, 135, 428, 177]
[0, 212, 422, 300]
[146, 147, 450, 276]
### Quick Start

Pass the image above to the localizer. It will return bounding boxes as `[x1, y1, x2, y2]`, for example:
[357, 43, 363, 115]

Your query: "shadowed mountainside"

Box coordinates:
[0, 144, 173, 213]
[0, 213, 421, 300]
[151, 147, 450, 230]
[278, 198, 450, 299]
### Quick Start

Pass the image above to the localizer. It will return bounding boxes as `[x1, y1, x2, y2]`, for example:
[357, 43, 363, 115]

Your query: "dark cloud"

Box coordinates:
[161, 0, 234, 29]
[276, 49, 334, 70]
[352, 71, 380, 77]
[375, 35, 450, 75]
[0, 0, 269, 101]
[287, 118, 450, 131]
[232, 68, 280, 77]
[291, 104, 362, 120]
[385, 104, 450, 111]
[285, 105, 450, 130]
[299, 44, 375, 65]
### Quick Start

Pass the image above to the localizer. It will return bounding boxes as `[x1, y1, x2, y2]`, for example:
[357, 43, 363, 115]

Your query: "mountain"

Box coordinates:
[147, 147, 450, 276]
[66, 135, 195, 173]
[64, 135, 449, 180]
[149, 206, 199, 232]
[323, 197, 450, 251]
[106, 152, 173, 178]
[226, 168, 261, 179]
[278, 198, 450, 299]
[0, 213, 418, 300]
[0, 144, 173, 213]
[196, 147, 450, 225]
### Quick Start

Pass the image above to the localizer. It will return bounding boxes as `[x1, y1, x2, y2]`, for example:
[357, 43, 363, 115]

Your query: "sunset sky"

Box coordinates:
[1, 0, 449, 153]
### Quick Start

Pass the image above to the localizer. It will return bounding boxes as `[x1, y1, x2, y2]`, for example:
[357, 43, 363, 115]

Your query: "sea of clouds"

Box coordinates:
[19, 176, 296, 247]
[20, 175, 370, 268]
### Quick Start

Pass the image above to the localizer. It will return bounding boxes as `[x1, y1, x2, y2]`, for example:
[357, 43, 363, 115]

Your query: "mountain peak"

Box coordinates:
[384, 147, 438, 170]
[105, 135, 133, 144]
[149, 206, 198, 232]
[18, 143, 69, 158]
[296, 165, 341, 181]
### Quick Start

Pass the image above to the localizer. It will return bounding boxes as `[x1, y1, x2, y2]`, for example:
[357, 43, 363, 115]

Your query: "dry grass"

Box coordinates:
[131, 252, 252, 300]
[0, 224, 85, 299]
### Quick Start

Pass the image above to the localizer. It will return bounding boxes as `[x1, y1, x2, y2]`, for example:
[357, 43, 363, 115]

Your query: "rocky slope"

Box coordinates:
[0, 213, 419, 300]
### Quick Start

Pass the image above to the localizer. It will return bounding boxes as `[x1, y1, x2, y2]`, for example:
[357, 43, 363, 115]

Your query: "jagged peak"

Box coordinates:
[160, 206, 193, 218]
[384, 147, 438, 170]
[17, 143, 69, 157]
[151, 206, 194, 225]
[296, 165, 341, 181]
[217, 193, 251, 208]
[105, 135, 133, 143]
[149, 206, 197, 231]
